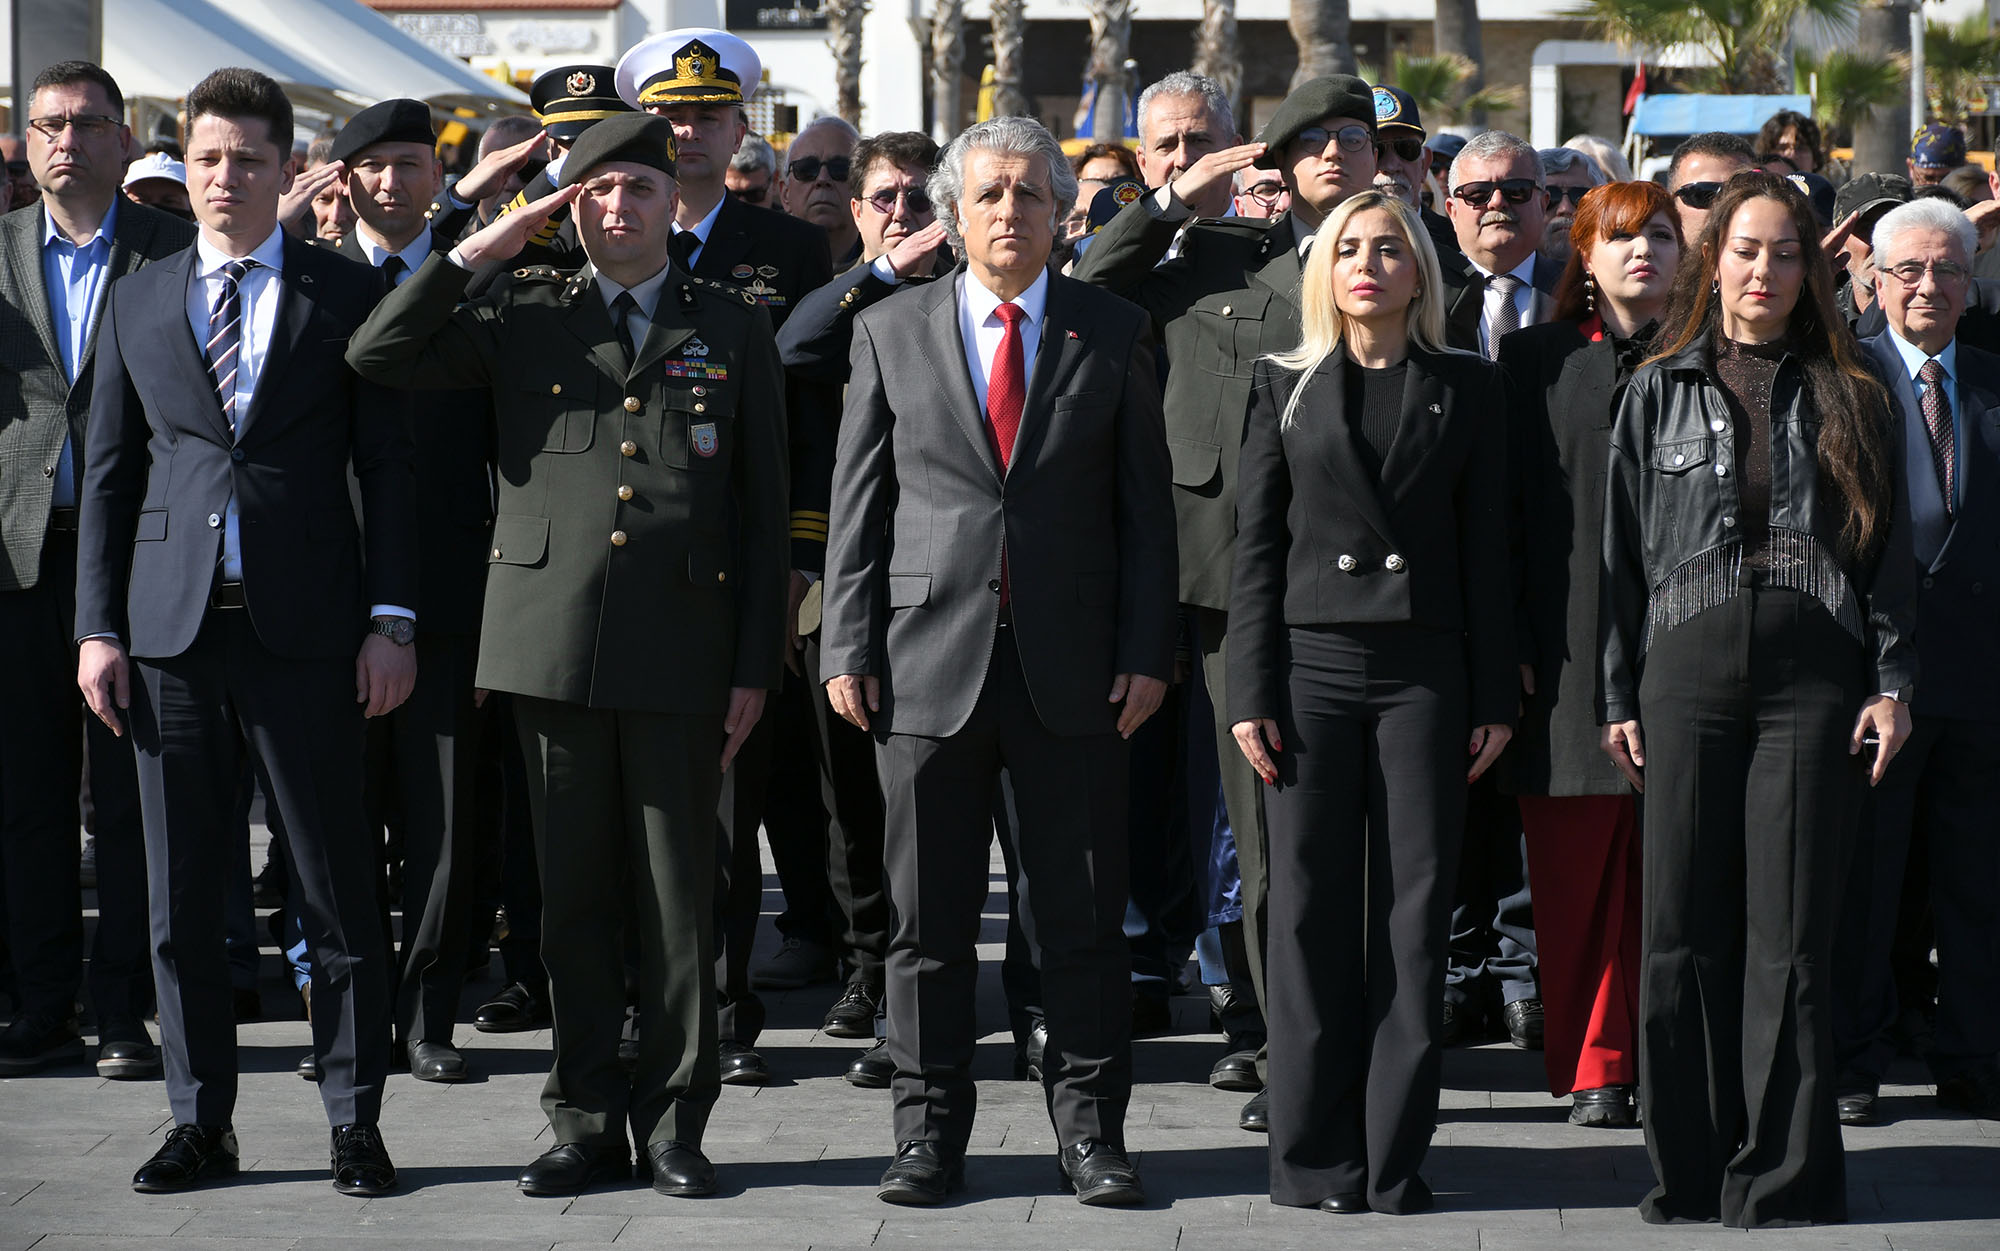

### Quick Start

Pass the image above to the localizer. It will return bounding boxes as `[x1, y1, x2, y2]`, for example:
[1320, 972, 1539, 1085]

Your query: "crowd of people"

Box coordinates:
[0, 23, 1995, 1231]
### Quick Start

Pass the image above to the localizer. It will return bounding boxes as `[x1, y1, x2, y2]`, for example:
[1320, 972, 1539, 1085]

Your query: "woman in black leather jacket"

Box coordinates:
[1598, 173, 1917, 1228]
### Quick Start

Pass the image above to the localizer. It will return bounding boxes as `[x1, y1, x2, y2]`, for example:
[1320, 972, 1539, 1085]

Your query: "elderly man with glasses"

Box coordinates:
[781, 116, 863, 266]
[1369, 83, 1461, 261]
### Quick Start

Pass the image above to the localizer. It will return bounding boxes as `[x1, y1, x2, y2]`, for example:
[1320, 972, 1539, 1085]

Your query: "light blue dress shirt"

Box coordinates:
[41, 197, 120, 507]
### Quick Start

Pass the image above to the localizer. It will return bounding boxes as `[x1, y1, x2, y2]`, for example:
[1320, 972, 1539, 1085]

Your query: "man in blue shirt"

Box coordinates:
[0, 60, 193, 1077]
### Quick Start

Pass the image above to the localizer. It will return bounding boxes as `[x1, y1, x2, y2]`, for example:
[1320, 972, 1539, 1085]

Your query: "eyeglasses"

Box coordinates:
[1376, 137, 1424, 164]
[1452, 178, 1540, 207]
[1879, 258, 1970, 287]
[1547, 185, 1591, 208]
[787, 155, 851, 183]
[27, 114, 121, 140]
[1291, 125, 1372, 156]
[1673, 181, 1726, 209]
[732, 185, 770, 205]
[862, 186, 932, 215]
[1241, 180, 1286, 205]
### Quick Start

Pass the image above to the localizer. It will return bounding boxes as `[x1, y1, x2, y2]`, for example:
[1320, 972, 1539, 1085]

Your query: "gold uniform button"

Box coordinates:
[1222, 304, 1233, 315]
[550, 383, 561, 395]
[693, 403, 705, 413]
[624, 397, 641, 412]
[716, 571, 727, 583]
[611, 530, 628, 547]
[617, 485, 633, 501]
[620, 440, 637, 457]
[491, 547, 501, 558]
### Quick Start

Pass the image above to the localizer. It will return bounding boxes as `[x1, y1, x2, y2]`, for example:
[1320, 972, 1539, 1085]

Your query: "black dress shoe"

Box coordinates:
[1239, 1087, 1270, 1133]
[408, 1040, 469, 1082]
[1019, 1018, 1050, 1082]
[330, 1124, 396, 1196]
[846, 1041, 893, 1088]
[1936, 1063, 2000, 1117]
[1568, 1085, 1638, 1128]
[718, 1039, 770, 1086]
[298, 1052, 321, 1082]
[1440, 999, 1474, 1048]
[1503, 999, 1545, 1050]
[0, 1012, 85, 1075]
[96, 1025, 162, 1080]
[877, 1141, 964, 1205]
[518, 1143, 630, 1196]
[1209, 1046, 1262, 1092]
[132, 1124, 239, 1193]
[1131, 996, 1172, 1038]
[1318, 1192, 1368, 1213]
[1837, 1091, 1877, 1125]
[473, 982, 550, 1033]
[1056, 1140, 1145, 1206]
[644, 1141, 716, 1196]
[823, 982, 883, 1039]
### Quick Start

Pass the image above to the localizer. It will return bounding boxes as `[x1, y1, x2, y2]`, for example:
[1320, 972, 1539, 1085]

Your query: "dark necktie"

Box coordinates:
[987, 302, 1027, 605]
[671, 229, 700, 272]
[381, 254, 406, 286]
[1920, 358, 1956, 515]
[206, 258, 255, 433]
[1486, 272, 1522, 360]
[610, 291, 640, 367]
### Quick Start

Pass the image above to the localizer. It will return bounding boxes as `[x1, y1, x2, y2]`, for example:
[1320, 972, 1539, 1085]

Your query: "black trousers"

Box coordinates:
[1264, 624, 1464, 1215]
[131, 609, 390, 1127]
[805, 634, 889, 988]
[1834, 713, 2000, 1087]
[713, 684, 777, 1046]
[1444, 782, 1536, 1014]
[0, 530, 149, 1027]
[1636, 586, 1864, 1228]
[363, 632, 480, 1044]
[514, 696, 720, 1150]
[878, 627, 1132, 1154]
[761, 662, 840, 951]
[1123, 682, 1197, 1007]
[487, 694, 545, 995]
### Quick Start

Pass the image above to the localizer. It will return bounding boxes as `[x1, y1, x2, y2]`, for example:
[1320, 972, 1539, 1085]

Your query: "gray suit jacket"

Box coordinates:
[0, 201, 195, 591]
[821, 265, 1178, 738]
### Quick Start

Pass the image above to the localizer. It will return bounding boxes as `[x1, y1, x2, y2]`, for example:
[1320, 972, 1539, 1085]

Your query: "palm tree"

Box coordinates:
[990, 0, 1029, 118]
[1290, 0, 1357, 88]
[1925, 15, 2000, 127]
[1848, 0, 1912, 176]
[930, 0, 965, 144]
[1193, 0, 1244, 128]
[1573, 0, 1859, 94]
[825, 0, 868, 126]
[1084, 0, 1134, 141]
[1434, 0, 1487, 125]
[1360, 50, 1523, 125]
[1794, 45, 1906, 146]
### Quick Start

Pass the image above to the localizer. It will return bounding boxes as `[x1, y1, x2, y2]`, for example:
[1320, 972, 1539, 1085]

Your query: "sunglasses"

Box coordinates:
[861, 187, 931, 215]
[733, 185, 770, 205]
[787, 155, 851, 183]
[1673, 181, 1726, 209]
[1547, 185, 1591, 208]
[1291, 125, 1372, 156]
[1453, 179, 1540, 207]
[1376, 137, 1425, 164]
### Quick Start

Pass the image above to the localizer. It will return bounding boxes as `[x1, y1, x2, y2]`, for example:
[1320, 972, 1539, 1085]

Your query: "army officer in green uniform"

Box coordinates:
[347, 112, 788, 1200]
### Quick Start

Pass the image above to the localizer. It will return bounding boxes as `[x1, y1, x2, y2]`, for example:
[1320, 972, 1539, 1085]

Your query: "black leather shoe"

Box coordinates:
[1209, 1046, 1262, 1092]
[1020, 1018, 1050, 1082]
[823, 982, 883, 1039]
[644, 1141, 717, 1196]
[718, 1039, 770, 1086]
[1131, 996, 1172, 1038]
[1568, 1085, 1637, 1128]
[1239, 1088, 1270, 1133]
[1056, 1140, 1144, 1206]
[298, 1052, 320, 1082]
[0, 1012, 85, 1075]
[330, 1124, 396, 1196]
[1936, 1063, 2000, 1117]
[877, 1141, 964, 1205]
[1837, 1091, 1878, 1125]
[473, 982, 550, 1033]
[1318, 1193, 1368, 1213]
[1440, 999, 1473, 1048]
[132, 1124, 239, 1193]
[518, 1143, 630, 1196]
[408, 1040, 468, 1082]
[96, 1025, 162, 1081]
[1503, 999, 1545, 1050]
[846, 1041, 893, 1088]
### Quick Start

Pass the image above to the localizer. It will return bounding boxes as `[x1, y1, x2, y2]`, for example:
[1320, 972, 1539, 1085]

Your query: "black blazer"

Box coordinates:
[76, 235, 417, 659]
[1856, 275, 2000, 357]
[1864, 331, 2000, 722]
[776, 255, 950, 385]
[1499, 320, 1636, 795]
[1440, 251, 1562, 354]
[821, 266, 1178, 738]
[1227, 345, 1515, 729]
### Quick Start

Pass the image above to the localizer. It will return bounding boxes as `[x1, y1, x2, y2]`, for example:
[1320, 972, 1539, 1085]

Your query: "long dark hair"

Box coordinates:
[1551, 181, 1682, 324]
[1651, 172, 1891, 555]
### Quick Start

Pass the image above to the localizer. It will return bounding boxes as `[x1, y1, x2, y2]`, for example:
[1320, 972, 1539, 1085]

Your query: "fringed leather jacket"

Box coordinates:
[1597, 339, 1919, 724]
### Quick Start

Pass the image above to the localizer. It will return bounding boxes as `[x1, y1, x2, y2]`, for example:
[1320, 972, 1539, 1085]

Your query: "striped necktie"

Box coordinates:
[1920, 358, 1956, 516]
[207, 259, 256, 433]
[1486, 272, 1522, 360]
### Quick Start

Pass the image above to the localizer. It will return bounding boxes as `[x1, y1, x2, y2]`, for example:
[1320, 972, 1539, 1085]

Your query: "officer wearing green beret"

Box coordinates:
[1071, 72, 1382, 1134]
[346, 111, 789, 1200]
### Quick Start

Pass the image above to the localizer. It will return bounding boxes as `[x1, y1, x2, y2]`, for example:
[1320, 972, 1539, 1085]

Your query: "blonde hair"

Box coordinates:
[1268, 191, 1452, 429]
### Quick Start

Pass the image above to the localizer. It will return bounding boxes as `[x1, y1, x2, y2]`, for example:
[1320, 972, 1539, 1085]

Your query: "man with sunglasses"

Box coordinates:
[1369, 84, 1460, 262]
[1536, 146, 1604, 269]
[2, 133, 40, 210]
[1665, 131, 1754, 244]
[1441, 129, 1558, 358]
[726, 135, 777, 207]
[781, 117, 863, 267]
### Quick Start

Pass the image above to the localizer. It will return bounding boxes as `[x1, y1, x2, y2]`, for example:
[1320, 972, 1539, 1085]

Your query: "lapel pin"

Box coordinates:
[1067, 329, 1080, 340]
[1429, 402, 1441, 414]
[298, 273, 314, 284]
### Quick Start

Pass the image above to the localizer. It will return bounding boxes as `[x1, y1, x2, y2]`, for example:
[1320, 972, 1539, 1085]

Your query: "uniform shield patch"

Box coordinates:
[691, 422, 720, 458]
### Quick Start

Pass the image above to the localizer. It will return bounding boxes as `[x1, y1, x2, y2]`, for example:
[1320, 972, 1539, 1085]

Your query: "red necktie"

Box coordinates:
[987, 302, 1026, 605]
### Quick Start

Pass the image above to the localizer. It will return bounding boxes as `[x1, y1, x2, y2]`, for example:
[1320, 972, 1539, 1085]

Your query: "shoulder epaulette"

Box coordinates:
[685, 273, 758, 307]
[512, 265, 565, 283]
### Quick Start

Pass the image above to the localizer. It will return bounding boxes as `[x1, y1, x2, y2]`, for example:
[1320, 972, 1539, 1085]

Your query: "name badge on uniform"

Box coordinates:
[691, 422, 720, 458]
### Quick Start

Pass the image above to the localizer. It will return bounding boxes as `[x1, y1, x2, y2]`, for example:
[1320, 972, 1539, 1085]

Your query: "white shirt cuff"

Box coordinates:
[868, 255, 902, 285]
[371, 606, 415, 621]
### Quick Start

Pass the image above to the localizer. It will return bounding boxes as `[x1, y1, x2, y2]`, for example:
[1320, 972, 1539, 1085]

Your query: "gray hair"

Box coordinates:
[929, 116, 1078, 252]
[1137, 71, 1234, 145]
[791, 114, 860, 156]
[1539, 146, 1605, 186]
[1872, 197, 1978, 267]
[1563, 133, 1633, 182]
[1450, 130, 1542, 191]
[731, 133, 776, 176]
[479, 114, 541, 158]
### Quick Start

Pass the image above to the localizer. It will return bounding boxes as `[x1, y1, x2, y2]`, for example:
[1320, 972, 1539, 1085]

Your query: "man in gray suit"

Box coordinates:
[821, 116, 1176, 1207]
[0, 60, 193, 1079]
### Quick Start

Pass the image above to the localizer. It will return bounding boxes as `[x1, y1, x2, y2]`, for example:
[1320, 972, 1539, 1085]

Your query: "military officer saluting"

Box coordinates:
[346, 112, 789, 1200]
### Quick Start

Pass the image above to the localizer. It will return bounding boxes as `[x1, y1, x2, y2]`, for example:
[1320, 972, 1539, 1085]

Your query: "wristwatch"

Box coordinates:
[370, 617, 416, 646]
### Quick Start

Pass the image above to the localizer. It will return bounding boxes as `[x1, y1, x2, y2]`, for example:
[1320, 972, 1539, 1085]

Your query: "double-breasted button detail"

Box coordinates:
[1337, 554, 1358, 572]
[1384, 554, 1407, 573]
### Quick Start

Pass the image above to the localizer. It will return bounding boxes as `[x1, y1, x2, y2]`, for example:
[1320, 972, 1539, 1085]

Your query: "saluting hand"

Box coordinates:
[885, 220, 950, 280]
[455, 182, 583, 270]
[825, 674, 880, 732]
[1169, 143, 1268, 217]
[1232, 718, 1282, 785]
[453, 129, 550, 205]
[277, 159, 343, 236]
[722, 686, 767, 771]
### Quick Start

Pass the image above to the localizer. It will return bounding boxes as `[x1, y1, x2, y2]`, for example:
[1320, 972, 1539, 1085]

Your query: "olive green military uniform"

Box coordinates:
[347, 251, 788, 1153]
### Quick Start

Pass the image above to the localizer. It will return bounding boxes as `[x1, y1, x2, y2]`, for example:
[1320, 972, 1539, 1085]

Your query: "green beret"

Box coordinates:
[331, 98, 435, 166]
[1255, 74, 1377, 168]
[558, 112, 679, 186]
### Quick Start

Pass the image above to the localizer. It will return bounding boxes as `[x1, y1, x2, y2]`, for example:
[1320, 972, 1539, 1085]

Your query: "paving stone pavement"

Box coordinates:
[2, 837, 1994, 1250]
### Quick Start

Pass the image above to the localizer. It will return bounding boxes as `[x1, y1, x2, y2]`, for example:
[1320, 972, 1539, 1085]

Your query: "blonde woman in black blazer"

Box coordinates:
[1229, 190, 1515, 1216]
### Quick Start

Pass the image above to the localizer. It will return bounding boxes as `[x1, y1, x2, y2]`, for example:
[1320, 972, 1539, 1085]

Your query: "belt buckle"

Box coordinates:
[210, 581, 246, 610]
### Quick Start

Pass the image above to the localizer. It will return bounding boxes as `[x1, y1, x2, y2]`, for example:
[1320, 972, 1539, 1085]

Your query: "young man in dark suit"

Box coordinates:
[822, 115, 1177, 1207]
[0, 60, 193, 1081]
[74, 66, 416, 1197]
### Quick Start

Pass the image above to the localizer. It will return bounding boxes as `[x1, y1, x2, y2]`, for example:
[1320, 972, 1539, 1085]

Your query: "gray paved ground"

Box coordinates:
[2, 835, 1995, 1250]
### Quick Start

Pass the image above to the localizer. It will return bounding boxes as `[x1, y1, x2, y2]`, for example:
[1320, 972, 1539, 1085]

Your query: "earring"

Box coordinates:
[1584, 273, 1596, 312]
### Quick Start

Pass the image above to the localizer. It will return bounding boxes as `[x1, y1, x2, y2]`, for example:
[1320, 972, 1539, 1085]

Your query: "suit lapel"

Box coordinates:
[1302, 346, 1398, 544]
[1933, 369, 2000, 572]
[1248, 217, 1305, 306]
[170, 248, 236, 445]
[691, 197, 753, 281]
[6, 210, 65, 372]
[558, 263, 636, 386]
[1021, 271, 1086, 438]
[236, 238, 318, 441]
[1565, 332, 1617, 425]
[1377, 352, 1449, 505]
[916, 272, 1000, 481]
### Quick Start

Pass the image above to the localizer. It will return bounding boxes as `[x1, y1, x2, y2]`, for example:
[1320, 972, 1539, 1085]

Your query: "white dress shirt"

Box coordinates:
[671, 194, 727, 270]
[958, 267, 1049, 414]
[1469, 251, 1538, 356]
[595, 261, 674, 350]
[354, 223, 433, 282]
